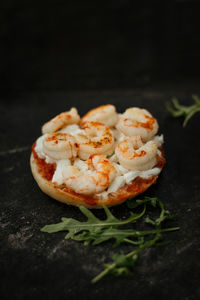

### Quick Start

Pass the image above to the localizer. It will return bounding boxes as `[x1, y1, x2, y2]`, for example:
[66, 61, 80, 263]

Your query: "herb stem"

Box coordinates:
[92, 226, 179, 283]
[123, 227, 180, 238]
[159, 227, 180, 232]
[92, 262, 116, 284]
[92, 231, 161, 284]
[123, 238, 141, 245]
[166, 95, 200, 127]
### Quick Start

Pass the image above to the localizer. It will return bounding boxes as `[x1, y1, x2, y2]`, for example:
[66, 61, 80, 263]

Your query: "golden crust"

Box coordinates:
[30, 150, 165, 209]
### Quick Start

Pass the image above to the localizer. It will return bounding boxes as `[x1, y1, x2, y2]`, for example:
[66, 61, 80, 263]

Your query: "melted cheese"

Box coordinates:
[153, 134, 164, 147]
[52, 159, 71, 185]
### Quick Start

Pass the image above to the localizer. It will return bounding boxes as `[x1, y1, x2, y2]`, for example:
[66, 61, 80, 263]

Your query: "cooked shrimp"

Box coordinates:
[116, 107, 158, 142]
[115, 136, 158, 171]
[76, 121, 115, 160]
[42, 107, 80, 134]
[43, 132, 78, 160]
[80, 104, 118, 127]
[62, 154, 117, 195]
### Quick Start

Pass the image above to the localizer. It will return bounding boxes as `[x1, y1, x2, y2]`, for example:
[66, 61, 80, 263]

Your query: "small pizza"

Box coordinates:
[30, 105, 165, 208]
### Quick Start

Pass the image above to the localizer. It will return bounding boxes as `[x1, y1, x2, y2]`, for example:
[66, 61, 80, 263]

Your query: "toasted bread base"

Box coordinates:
[30, 150, 165, 208]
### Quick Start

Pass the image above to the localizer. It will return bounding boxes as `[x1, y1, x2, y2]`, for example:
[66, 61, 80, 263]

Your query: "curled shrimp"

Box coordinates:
[80, 104, 118, 127]
[116, 107, 158, 142]
[62, 154, 117, 195]
[115, 135, 158, 171]
[43, 132, 78, 160]
[76, 121, 115, 160]
[42, 107, 80, 134]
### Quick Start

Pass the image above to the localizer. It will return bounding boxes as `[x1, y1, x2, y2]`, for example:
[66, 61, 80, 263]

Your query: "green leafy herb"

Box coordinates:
[127, 196, 158, 209]
[41, 205, 146, 242]
[41, 197, 180, 283]
[92, 232, 161, 283]
[104, 252, 138, 277]
[72, 226, 176, 247]
[92, 197, 179, 283]
[166, 94, 200, 127]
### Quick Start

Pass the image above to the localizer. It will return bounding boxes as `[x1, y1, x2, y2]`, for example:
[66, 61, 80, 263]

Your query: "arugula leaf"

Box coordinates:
[105, 252, 137, 277]
[73, 225, 178, 247]
[41, 205, 146, 240]
[73, 227, 147, 247]
[127, 196, 158, 209]
[145, 197, 177, 227]
[91, 227, 179, 283]
[73, 225, 143, 246]
[91, 197, 179, 283]
[41, 196, 180, 283]
[166, 94, 200, 127]
[92, 231, 162, 283]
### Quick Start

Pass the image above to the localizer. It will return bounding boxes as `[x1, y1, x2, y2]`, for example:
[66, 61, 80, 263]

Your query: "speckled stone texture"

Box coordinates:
[0, 86, 200, 300]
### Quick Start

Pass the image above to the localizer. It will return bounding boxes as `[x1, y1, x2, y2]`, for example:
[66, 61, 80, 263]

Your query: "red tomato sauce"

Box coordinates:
[63, 187, 98, 206]
[32, 143, 56, 181]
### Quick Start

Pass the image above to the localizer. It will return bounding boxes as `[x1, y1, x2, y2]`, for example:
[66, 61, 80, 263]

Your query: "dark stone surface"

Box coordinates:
[0, 85, 200, 299]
